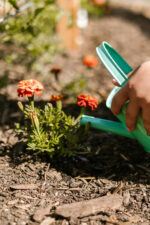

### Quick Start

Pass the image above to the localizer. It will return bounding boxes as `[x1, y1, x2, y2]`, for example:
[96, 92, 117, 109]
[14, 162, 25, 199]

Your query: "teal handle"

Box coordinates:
[96, 42, 133, 87]
[80, 115, 134, 139]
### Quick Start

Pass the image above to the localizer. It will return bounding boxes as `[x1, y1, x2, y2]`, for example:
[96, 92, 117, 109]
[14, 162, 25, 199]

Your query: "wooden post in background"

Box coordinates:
[57, 0, 80, 51]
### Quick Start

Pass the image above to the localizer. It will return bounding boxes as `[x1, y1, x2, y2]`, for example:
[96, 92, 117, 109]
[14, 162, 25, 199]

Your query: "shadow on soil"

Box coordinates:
[0, 95, 150, 185]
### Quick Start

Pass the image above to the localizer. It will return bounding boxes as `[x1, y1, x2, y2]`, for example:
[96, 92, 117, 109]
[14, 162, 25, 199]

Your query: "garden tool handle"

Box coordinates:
[96, 42, 133, 87]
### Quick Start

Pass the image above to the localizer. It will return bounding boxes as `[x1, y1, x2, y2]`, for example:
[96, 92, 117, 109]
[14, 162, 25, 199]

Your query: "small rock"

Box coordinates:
[62, 220, 69, 225]
[47, 169, 62, 181]
[7, 134, 18, 146]
[33, 205, 52, 222]
[40, 217, 55, 225]
[55, 194, 123, 218]
[70, 181, 82, 188]
[123, 191, 130, 206]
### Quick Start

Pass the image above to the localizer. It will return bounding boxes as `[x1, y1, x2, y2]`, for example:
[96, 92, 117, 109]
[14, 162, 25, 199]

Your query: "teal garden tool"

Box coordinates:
[80, 41, 150, 152]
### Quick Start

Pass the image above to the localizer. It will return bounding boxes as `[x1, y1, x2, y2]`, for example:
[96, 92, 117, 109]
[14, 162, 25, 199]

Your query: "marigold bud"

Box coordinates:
[30, 112, 40, 132]
[17, 101, 24, 112]
[50, 95, 64, 102]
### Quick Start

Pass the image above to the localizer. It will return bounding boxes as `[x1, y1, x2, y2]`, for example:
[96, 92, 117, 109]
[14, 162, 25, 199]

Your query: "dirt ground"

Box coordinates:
[1, 5, 150, 225]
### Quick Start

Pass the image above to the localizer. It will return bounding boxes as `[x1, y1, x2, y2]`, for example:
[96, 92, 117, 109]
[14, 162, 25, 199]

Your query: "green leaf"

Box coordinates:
[34, 8, 44, 18]
[0, 71, 9, 88]
[7, 0, 19, 10]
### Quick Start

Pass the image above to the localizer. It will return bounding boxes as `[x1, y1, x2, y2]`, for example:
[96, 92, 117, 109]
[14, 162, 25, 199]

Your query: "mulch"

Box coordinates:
[1, 6, 150, 225]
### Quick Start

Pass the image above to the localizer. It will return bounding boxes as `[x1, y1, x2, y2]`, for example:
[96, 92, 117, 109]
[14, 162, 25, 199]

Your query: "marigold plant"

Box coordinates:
[15, 79, 99, 158]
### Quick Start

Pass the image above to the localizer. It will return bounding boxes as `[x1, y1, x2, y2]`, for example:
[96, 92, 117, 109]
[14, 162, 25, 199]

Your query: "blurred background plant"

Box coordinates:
[62, 76, 87, 102]
[0, 0, 109, 70]
[0, 0, 61, 72]
[81, 0, 109, 17]
[0, 0, 109, 97]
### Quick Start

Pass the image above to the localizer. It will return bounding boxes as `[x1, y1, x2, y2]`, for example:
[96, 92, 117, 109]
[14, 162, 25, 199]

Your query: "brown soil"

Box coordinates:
[1, 6, 150, 225]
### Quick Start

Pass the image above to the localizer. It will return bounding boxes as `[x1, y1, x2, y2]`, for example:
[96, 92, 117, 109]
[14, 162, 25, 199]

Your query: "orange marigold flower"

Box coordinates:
[77, 94, 98, 111]
[50, 95, 64, 102]
[92, 0, 106, 7]
[83, 55, 98, 68]
[17, 79, 44, 98]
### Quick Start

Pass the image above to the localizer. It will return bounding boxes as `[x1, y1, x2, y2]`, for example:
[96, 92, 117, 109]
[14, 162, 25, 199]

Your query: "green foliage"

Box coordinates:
[0, 71, 9, 88]
[81, 0, 107, 17]
[7, 0, 19, 10]
[15, 101, 86, 158]
[1, 0, 61, 70]
[62, 77, 87, 101]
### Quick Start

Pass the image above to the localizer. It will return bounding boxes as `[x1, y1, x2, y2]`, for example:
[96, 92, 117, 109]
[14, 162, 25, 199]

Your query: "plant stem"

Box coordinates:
[28, 96, 41, 137]
[75, 107, 86, 124]
[56, 100, 62, 110]
[28, 95, 34, 111]
[54, 72, 58, 82]
[84, 121, 91, 134]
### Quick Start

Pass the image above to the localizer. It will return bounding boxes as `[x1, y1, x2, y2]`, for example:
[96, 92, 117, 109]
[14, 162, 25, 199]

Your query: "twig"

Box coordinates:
[10, 183, 40, 190]
[120, 153, 135, 170]
[0, 1, 33, 24]
[44, 163, 50, 182]
[112, 181, 123, 194]
[88, 214, 119, 224]
[77, 176, 95, 180]
[136, 164, 150, 173]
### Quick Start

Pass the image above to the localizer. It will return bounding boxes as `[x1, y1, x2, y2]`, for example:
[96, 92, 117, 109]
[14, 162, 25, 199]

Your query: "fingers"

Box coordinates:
[142, 106, 150, 134]
[125, 101, 140, 131]
[112, 92, 150, 133]
[111, 87, 128, 116]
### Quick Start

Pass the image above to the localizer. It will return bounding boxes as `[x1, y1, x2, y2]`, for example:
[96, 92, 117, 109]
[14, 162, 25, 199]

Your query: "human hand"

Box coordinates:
[111, 61, 150, 134]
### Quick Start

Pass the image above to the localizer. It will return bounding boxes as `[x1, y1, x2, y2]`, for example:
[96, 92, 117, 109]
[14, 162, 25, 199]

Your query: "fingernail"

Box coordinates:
[127, 127, 133, 132]
[113, 111, 119, 116]
[112, 79, 116, 83]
